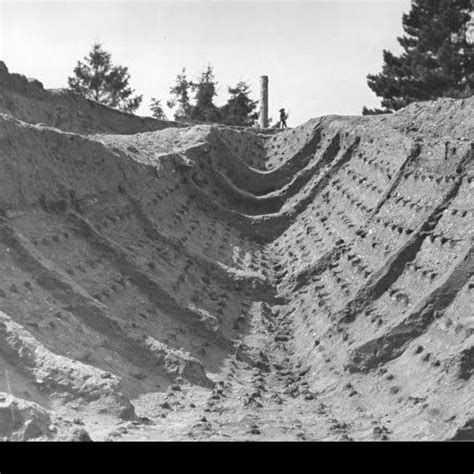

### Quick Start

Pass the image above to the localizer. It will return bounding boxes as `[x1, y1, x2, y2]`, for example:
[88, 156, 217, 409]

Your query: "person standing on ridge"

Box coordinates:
[279, 108, 288, 128]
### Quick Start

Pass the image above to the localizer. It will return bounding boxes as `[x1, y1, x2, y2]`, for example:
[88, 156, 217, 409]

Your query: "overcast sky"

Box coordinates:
[0, 0, 411, 125]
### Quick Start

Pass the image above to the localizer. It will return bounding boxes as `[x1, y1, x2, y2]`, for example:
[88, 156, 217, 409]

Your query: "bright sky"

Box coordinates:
[0, 0, 411, 125]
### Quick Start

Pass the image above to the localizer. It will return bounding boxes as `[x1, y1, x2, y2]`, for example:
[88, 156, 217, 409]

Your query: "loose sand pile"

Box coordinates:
[0, 62, 472, 440]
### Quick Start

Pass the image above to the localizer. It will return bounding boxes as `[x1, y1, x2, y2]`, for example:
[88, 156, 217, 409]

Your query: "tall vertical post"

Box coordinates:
[468, 0, 474, 45]
[467, 10, 474, 45]
[259, 75, 269, 129]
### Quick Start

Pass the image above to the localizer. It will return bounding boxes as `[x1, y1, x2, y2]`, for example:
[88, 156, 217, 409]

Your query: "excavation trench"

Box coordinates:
[0, 64, 472, 441]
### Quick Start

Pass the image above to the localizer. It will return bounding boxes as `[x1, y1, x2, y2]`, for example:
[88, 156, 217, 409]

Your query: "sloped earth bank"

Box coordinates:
[0, 64, 472, 441]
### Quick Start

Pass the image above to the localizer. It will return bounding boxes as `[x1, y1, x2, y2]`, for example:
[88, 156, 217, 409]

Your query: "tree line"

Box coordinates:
[68, 43, 258, 126]
[68, 1, 473, 121]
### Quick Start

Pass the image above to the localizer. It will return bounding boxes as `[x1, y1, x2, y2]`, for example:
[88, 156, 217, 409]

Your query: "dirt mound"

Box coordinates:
[0, 61, 183, 135]
[0, 63, 472, 440]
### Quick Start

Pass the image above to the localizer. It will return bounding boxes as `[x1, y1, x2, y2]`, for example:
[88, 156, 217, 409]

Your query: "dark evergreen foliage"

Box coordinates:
[68, 43, 142, 113]
[220, 81, 258, 126]
[167, 68, 193, 121]
[150, 98, 166, 120]
[190, 65, 221, 123]
[364, 0, 473, 114]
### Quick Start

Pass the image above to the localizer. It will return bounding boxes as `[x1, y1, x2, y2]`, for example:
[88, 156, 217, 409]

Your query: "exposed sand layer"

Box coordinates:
[0, 63, 472, 440]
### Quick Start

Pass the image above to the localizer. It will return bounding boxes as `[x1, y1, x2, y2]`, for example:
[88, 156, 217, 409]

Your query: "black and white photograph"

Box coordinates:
[0, 0, 472, 442]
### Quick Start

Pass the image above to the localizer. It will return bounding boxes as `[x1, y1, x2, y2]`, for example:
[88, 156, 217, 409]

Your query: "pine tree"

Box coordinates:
[364, 0, 473, 114]
[68, 43, 142, 113]
[167, 68, 193, 121]
[150, 98, 166, 120]
[220, 81, 258, 126]
[190, 65, 221, 123]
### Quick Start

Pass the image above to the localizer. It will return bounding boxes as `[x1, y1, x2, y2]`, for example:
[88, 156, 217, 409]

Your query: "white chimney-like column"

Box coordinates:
[466, 11, 474, 45]
[259, 75, 269, 129]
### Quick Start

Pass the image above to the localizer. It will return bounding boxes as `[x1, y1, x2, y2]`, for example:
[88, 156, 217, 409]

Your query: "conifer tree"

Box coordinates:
[190, 65, 221, 123]
[364, 0, 473, 114]
[68, 43, 142, 113]
[220, 81, 258, 126]
[167, 68, 193, 121]
[150, 98, 166, 120]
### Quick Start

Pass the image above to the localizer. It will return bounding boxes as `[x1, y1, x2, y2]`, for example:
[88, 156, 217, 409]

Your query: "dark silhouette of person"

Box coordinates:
[279, 108, 288, 128]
